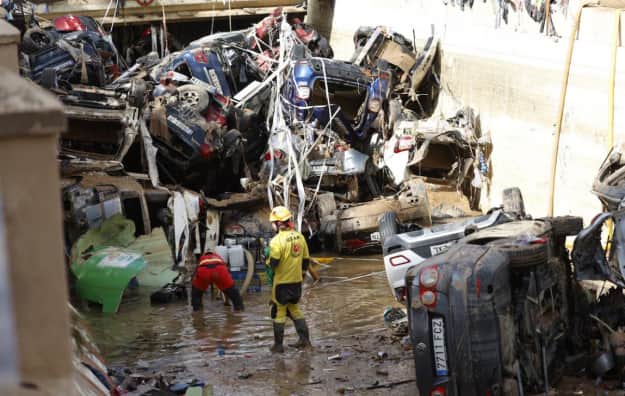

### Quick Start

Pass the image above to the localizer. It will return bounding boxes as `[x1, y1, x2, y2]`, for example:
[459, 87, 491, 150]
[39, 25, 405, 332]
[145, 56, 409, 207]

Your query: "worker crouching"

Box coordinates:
[268, 206, 312, 353]
[191, 250, 244, 312]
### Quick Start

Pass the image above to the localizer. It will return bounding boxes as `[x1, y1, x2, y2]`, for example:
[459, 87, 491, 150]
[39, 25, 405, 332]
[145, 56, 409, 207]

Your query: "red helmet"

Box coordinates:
[53, 15, 86, 32]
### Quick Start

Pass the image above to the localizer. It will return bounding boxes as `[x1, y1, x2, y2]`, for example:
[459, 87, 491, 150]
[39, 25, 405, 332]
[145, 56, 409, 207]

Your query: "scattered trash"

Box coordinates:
[383, 307, 406, 322]
[299, 379, 322, 386]
[400, 336, 412, 350]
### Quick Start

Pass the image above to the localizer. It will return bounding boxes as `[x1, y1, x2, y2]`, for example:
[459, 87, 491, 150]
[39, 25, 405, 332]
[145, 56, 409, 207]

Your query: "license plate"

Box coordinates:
[431, 318, 448, 376]
[430, 241, 455, 256]
[370, 231, 381, 241]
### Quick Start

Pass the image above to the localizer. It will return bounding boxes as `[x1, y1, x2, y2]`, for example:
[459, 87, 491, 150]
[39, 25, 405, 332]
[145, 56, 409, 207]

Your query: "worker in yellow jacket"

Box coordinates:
[267, 206, 312, 353]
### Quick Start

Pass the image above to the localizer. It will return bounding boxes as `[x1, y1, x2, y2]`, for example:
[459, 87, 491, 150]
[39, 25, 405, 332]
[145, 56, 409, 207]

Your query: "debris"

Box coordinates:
[299, 380, 322, 386]
[363, 379, 416, 390]
[383, 307, 406, 322]
[70, 214, 181, 313]
[237, 373, 252, 380]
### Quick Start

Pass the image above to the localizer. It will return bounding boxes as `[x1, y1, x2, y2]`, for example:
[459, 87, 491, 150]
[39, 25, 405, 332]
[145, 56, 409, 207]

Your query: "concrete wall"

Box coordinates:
[313, 0, 625, 222]
[0, 20, 75, 396]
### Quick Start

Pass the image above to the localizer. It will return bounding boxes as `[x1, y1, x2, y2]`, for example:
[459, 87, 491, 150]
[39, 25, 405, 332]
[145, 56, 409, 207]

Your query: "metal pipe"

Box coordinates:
[548, 2, 594, 216]
[609, 9, 622, 148]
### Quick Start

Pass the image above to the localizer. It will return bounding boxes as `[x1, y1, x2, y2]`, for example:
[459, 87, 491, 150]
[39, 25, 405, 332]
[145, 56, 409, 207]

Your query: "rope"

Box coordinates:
[101, 0, 114, 26]
[228, 0, 232, 32]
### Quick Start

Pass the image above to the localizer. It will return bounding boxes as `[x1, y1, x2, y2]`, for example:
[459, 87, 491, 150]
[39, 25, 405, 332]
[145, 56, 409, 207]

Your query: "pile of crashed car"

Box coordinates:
[10, 4, 491, 306]
[382, 148, 625, 394]
[14, 5, 625, 394]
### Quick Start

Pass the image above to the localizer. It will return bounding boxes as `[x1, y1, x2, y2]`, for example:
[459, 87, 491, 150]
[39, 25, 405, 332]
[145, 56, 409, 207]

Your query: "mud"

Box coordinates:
[81, 257, 622, 395]
[82, 257, 418, 394]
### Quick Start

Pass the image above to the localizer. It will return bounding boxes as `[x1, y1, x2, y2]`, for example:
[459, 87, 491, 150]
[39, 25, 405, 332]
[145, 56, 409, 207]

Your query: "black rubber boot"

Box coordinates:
[290, 318, 312, 349]
[190, 287, 204, 311]
[270, 322, 285, 353]
[223, 287, 244, 311]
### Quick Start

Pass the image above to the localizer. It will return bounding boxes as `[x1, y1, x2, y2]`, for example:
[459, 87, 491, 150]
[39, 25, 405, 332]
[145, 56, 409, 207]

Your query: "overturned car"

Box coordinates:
[405, 145, 625, 394]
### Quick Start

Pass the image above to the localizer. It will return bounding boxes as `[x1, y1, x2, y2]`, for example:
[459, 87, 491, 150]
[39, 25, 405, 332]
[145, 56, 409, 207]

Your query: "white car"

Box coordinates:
[382, 209, 516, 302]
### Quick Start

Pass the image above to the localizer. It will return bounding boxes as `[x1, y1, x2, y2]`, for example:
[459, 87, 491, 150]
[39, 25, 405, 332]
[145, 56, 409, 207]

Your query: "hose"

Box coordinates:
[239, 249, 255, 294]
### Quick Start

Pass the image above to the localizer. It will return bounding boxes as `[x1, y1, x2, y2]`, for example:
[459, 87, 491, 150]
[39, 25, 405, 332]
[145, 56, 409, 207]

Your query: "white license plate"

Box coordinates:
[430, 241, 455, 256]
[431, 318, 448, 376]
[370, 231, 381, 241]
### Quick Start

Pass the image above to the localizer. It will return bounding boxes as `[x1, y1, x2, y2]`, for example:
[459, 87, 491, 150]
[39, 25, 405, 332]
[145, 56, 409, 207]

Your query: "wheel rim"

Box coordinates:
[180, 91, 200, 108]
[33, 32, 50, 46]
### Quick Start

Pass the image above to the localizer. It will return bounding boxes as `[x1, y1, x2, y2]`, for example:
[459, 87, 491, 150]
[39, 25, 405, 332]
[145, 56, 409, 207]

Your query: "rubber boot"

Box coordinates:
[223, 287, 245, 311]
[270, 322, 285, 353]
[290, 318, 312, 349]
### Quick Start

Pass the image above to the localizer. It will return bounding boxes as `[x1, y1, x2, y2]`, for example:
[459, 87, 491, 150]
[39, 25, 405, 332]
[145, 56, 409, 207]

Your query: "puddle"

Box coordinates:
[81, 255, 396, 373]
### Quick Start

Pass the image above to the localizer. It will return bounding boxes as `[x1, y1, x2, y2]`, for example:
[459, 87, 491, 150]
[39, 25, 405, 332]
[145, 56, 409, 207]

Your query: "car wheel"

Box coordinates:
[22, 27, 55, 55]
[379, 211, 399, 245]
[494, 242, 548, 268]
[128, 79, 147, 108]
[40, 68, 58, 89]
[548, 215, 583, 237]
[502, 187, 525, 217]
[177, 85, 210, 113]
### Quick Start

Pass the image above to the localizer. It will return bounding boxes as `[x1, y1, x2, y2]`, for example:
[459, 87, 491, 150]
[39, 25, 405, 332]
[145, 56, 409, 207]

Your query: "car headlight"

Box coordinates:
[368, 98, 381, 113]
[297, 85, 310, 99]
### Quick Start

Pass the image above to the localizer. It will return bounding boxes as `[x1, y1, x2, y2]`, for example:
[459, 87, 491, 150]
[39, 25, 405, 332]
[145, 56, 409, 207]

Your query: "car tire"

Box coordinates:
[177, 85, 210, 113]
[128, 79, 147, 108]
[22, 27, 55, 55]
[502, 187, 525, 217]
[379, 211, 399, 245]
[548, 215, 583, 237]
[40, 68, 58, 89]
[495, 242, 548, 268]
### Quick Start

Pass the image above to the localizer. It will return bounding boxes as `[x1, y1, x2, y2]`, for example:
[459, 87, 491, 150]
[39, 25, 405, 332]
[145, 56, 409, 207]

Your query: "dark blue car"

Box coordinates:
[284, 57, 390, 142]
[149, 46, 254, 98]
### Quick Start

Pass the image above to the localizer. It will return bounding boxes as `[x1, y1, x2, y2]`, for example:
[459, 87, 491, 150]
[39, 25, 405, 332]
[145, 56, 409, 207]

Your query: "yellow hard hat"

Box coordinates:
[270, 206, 292, 222]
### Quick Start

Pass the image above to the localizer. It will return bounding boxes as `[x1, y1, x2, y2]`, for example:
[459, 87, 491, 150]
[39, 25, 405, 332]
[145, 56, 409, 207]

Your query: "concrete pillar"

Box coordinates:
[0, 20, 72, 393]
[0, 20, 19, 72]
[305, 0, 335, 40]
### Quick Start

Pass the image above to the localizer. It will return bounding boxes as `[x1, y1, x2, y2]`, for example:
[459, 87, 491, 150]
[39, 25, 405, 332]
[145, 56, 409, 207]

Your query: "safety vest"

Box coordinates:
[269, 229, 309, 288]
[197, 253, 226, 269]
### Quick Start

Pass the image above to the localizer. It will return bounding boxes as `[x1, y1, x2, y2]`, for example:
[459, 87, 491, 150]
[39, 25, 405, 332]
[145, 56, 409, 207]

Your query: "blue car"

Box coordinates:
[150, 46, 256, 98]
[284, 57, 390, 142]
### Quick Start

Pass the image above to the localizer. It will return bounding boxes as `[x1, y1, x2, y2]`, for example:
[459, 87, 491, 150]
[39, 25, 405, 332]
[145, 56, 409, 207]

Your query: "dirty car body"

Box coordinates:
[383, 209, 513, 302]
[286, 57, 387, 142]
[407, 218, 581, 394]
[58, 84, 141, 162]
[573, 145, 625, 287]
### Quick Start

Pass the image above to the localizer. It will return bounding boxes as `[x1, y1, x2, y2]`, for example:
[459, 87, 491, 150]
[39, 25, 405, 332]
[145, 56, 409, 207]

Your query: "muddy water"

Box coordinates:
[82, 256, 397, 375]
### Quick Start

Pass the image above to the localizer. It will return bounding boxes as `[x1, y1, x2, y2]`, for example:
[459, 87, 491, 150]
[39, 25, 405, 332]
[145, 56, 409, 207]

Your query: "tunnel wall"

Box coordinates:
[310, 0, 625, 222]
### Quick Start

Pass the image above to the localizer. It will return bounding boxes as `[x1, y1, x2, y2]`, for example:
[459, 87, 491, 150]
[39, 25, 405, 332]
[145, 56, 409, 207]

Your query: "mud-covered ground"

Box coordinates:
[80, 256, 625, 395]
[131, 332, 416, 395]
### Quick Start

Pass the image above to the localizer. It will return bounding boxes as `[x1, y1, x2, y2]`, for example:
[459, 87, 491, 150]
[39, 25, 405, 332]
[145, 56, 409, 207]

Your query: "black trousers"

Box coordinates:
[191, 286, 244, 311]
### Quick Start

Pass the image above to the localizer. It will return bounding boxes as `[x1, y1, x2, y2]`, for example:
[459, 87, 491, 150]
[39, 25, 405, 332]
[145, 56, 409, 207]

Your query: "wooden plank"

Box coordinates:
[36, 0, 299, 19]
[90, 5, 305, 25]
